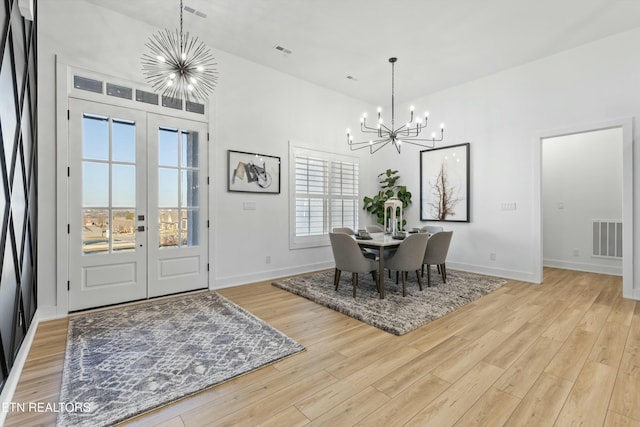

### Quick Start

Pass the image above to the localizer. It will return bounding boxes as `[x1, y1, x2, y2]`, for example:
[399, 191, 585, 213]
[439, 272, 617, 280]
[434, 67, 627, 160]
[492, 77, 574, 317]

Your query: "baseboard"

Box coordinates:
[212, 261, 335, 289]
[446, 261, 540, 284]
[543, 259, 622, 276]
[0, 308, 43, 425]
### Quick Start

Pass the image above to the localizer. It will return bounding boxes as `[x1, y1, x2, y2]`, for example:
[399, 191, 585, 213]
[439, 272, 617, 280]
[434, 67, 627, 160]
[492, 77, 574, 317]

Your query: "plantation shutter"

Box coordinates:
[290, 145, 359, 249]
[295, 155, 328, 236]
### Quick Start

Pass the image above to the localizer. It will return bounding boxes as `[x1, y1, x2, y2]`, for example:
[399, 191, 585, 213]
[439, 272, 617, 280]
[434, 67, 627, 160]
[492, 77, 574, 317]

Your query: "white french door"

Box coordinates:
[68, 99, 208, 311]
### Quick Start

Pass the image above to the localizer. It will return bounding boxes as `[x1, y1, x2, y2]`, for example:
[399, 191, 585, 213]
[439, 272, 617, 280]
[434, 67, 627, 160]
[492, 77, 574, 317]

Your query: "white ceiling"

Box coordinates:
[87, 0, 640, 105]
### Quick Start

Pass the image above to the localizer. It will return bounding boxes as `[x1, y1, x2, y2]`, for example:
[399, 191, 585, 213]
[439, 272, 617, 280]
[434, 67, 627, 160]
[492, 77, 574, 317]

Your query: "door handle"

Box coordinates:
[137, 226, 145, 232]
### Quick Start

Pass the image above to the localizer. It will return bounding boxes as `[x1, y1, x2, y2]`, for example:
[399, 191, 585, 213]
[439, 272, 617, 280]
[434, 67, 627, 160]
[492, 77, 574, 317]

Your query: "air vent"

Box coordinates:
[184, 4, 207, 18]
[274, 45, 293, 55]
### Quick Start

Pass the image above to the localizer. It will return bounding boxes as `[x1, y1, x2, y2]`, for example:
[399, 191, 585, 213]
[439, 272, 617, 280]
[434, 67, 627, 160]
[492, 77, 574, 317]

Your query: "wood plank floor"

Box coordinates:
[5, 268, 639, 426]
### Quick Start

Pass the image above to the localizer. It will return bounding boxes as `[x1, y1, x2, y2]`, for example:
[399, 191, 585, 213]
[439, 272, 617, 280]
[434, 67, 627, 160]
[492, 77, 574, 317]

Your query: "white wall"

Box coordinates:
[373, 27, 639, 295]
[542, 129, 623, 274]
[37, 0, 375, 309]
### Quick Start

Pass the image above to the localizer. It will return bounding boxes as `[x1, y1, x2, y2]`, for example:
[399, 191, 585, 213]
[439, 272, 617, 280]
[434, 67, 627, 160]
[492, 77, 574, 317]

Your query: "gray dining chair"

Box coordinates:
[422, 231, 453, 287]
[333, 227, 376, 259]
[385, 233, 429, 297]
[365, 224, 384, 233]
[420, 225, 444, 234]
[332, 227, 355, 235]
[329, 232, 379, 298]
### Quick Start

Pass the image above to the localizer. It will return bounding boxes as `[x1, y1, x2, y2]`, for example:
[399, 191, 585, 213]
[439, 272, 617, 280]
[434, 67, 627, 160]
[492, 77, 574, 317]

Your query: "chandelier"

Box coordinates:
[347, 57, 444, 154]
[141, 0, 218, 102]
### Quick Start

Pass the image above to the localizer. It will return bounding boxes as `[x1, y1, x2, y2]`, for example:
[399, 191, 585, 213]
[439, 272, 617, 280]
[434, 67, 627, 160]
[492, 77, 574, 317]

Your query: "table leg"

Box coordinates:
[379, 248, 385, 299]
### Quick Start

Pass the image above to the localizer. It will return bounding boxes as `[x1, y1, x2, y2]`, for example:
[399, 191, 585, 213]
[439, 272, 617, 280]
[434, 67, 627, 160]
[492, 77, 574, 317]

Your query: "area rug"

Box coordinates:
[273, 270, 507, 335]
[57, 292, 304, 427]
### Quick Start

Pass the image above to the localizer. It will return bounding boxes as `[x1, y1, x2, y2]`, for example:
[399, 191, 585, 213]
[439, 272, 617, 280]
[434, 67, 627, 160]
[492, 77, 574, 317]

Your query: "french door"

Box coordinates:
[68, 98, 208, 311]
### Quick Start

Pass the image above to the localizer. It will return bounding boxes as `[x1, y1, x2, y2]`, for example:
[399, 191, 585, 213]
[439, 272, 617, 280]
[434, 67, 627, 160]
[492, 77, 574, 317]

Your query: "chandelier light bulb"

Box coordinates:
[377, 107, 382, 113]
[440, 123, 445, 129]
[167, 80, 174, 86]
[432, 132, 436, 138]
[196, 65, 204, 72]
[410, 105, 415, 111]
[363, 112, 368, 118]
[156, 55, 165, 62]
[425, 111, 429, 117]
[346, 128, 351, 134]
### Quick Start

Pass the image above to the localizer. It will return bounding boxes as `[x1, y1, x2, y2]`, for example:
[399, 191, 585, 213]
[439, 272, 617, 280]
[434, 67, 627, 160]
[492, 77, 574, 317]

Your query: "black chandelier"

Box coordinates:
[347, 57, 444, 154]
[141, 0, 218, 102]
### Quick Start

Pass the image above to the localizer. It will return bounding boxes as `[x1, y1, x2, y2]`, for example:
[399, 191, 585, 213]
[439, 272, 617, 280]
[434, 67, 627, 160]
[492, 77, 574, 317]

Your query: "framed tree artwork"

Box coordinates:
[420, 143, 470, 222]
[228, 150, 281, 194]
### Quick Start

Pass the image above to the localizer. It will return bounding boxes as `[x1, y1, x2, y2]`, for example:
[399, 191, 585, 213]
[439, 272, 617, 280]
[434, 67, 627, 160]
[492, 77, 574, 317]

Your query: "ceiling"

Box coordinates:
[87, 0, 640, 105]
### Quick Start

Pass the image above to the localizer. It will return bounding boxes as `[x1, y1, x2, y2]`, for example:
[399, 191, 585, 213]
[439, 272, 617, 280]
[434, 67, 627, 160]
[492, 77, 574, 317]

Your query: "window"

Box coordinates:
[290, 145, 359, 248]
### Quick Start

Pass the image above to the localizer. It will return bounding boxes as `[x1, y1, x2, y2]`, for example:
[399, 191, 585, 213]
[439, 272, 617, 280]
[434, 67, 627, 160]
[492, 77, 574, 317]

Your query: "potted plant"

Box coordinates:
[362, 169, 412, 229]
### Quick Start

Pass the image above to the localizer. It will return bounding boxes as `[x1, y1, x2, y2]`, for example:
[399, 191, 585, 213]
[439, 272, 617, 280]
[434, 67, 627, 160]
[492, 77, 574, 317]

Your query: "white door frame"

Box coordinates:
[533, 117, 635, 299]
[55, 60, 210, 315]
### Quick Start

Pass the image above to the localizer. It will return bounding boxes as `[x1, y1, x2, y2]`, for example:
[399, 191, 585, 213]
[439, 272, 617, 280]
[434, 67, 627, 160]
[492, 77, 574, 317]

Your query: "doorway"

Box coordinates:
[67, 98, 209, 311]
[542, 128, 623, 275]
[534, 118, 634, 299]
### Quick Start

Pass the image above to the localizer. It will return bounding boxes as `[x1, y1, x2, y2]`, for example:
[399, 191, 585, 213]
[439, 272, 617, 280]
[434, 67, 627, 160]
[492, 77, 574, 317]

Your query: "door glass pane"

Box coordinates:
[112, 209, 136, 252]
[159, 168, 178, 207]
[82, 114, 109, 160]
[181, 170, 199, 207]
[82, 209, 109, 254]
[181, 131, 198, 168]
[112, 119, 136, 162]
[83, 161, 109, 207]
[159, 209, 179, 248]
[181, 209, 199, 246]
[112, 164, 136, 207]
[159, 127, 178, 166]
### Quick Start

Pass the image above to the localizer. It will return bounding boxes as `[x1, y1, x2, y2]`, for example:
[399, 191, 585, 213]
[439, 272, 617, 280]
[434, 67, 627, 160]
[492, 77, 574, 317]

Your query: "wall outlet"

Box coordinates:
[572, 249, 580, 256]
[501, 202, 516, 211]
[266, 255, 271, 264]
[243, 201, 257, 210]
[489, 252, 497, 261]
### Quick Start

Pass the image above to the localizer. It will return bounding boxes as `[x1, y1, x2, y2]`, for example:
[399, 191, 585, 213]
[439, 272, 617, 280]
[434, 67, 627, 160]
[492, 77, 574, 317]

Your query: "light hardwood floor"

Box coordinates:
[5, 268, 639, 426]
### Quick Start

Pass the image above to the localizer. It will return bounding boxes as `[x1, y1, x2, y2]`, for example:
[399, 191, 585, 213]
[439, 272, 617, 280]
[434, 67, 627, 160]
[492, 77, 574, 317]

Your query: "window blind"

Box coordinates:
[290, 146, 359, 248]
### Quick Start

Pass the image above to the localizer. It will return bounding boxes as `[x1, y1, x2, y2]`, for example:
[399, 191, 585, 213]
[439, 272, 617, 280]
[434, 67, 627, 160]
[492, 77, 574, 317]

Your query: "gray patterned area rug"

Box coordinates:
[57, 292, 304, 427]
[273, 270, 507, 336]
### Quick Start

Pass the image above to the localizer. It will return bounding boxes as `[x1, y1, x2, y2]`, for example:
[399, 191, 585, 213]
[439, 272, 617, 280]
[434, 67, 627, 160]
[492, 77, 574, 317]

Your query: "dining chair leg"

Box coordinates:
[352, 272, 358, 298]
[395, 271, 399, 284]
[442, 264, 447, 282]
[334, 268, 341, 290]
[416, 270, 423, 291]
[401, 271, 407, 297]
[427, 265, 432, 287]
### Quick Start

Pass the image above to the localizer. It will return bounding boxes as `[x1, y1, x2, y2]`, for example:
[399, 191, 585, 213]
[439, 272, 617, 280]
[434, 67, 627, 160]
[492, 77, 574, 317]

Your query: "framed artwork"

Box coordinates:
[227, 150, 281, 194]
[420, 143, 470, 222]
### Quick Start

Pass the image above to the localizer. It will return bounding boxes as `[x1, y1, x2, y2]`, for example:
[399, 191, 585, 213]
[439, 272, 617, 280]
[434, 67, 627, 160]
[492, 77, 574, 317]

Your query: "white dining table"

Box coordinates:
[353, 232, 404, 299]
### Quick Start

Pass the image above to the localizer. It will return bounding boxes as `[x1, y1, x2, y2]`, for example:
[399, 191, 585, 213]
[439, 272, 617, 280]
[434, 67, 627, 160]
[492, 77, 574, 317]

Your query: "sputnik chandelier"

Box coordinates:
[141, 0, 218, 102]
[347, 57, 444, 154]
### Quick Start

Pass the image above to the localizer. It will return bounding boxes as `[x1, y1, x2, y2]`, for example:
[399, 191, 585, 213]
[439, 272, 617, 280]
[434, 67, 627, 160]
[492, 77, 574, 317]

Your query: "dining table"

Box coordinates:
[353, 232, 404, 299]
